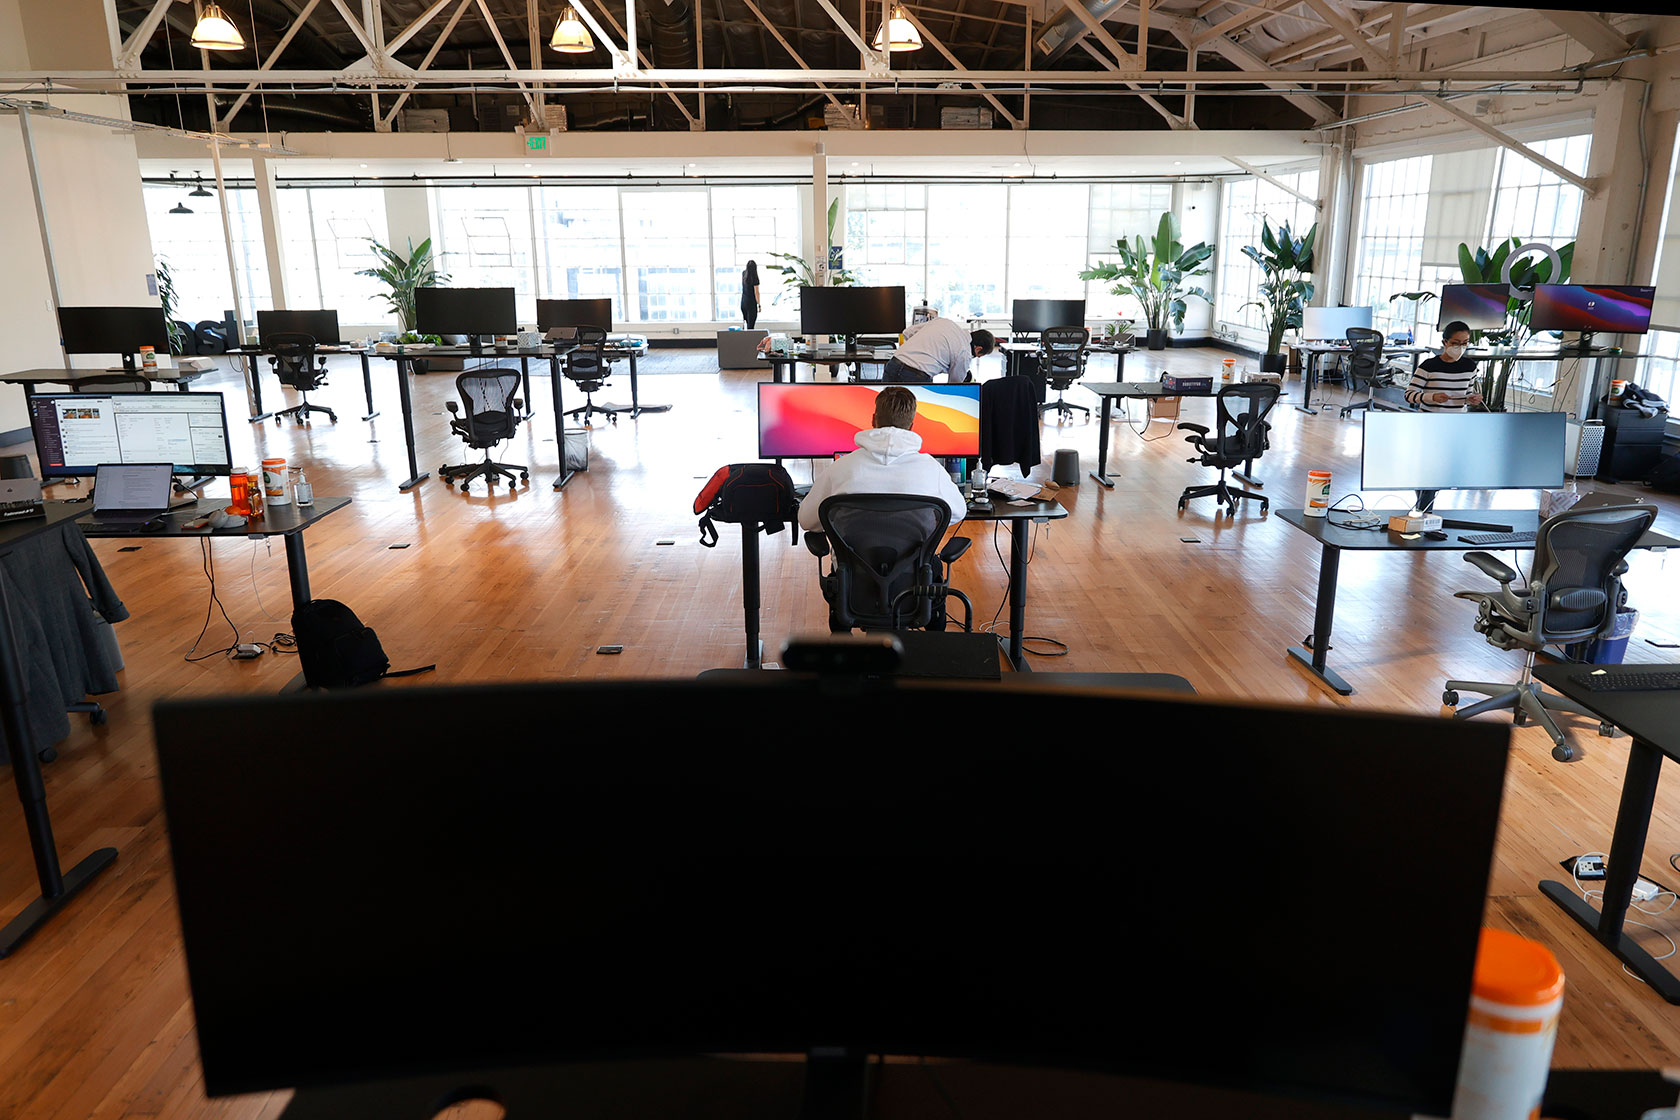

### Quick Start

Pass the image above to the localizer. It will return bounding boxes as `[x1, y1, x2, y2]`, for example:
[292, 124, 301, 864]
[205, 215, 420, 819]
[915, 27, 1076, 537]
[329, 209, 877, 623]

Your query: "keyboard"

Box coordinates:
[1461, 531, 1537, 546]
[1573, 668, 1680, 693]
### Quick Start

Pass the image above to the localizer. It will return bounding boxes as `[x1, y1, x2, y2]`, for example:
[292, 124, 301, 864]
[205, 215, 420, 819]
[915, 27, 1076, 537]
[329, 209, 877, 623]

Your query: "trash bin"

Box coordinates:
[1564, 607, 1638, 665]
[563, 428, 590, 472]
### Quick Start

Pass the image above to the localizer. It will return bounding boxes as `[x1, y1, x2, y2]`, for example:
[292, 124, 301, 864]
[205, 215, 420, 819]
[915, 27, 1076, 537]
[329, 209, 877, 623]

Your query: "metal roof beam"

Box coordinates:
[1430, 95, 1596, 195]
[1298, 0, 1387, 70]
[223, 0, 327, 122]
[900, 7, 1022, 127]
[1540, 11, 1629, 61]
[734, 0, 846, 108]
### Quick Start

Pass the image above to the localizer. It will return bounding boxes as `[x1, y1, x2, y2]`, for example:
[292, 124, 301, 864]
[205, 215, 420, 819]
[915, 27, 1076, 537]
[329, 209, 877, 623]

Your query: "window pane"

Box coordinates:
[534, 186, 624, 321]
[621, 190, 711, 322]
[431, 186, 538, 322]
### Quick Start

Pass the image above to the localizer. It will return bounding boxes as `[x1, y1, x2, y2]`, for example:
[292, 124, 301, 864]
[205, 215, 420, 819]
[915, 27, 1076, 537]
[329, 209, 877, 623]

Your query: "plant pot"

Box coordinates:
[1258, 352, 1286, 374]
[1145, 329, 1169, 351]
[411, 358, 431, 375]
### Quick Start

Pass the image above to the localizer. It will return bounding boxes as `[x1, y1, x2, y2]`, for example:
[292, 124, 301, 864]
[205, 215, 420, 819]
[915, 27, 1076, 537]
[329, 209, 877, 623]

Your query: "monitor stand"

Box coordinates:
[1414, 490, 1513, 534]
[468, 334, 485, 356]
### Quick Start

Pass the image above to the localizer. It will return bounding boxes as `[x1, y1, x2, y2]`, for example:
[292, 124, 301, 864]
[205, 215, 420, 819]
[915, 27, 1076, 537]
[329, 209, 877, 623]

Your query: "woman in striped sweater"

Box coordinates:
[1404, 320, 1484, 411]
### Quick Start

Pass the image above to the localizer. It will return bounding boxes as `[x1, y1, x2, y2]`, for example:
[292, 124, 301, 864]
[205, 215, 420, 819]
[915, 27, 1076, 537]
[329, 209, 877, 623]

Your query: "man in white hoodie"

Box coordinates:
[797, 386, 968, 532]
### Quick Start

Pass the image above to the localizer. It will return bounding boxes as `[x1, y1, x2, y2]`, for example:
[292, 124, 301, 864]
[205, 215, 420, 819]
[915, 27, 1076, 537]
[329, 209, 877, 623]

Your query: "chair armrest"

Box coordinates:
[805, 531, 830, 558]
[1463, 551, 1519, 585]
[1176, 422, 1209, 435]
[1613, 558, 1630, 576]
[513, 398, 523, 412]
[446, 401, 459, 414]
[938, 536, 972, 565]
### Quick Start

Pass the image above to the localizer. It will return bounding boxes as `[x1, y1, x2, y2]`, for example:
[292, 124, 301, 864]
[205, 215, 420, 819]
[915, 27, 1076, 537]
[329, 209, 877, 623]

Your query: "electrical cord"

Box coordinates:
[184, 537, 241, 663]
[1571, 851, 1679, 982]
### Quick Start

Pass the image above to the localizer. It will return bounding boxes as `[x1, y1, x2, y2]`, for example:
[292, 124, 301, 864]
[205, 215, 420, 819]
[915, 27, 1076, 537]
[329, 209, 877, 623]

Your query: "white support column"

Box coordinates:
[17, 107, 68, 366]
[208, 139, 249, 347]
[252, 155, 290, 311]
[1318, 139, 1350, 307]
[813, 142, 829, 287]
[1571, 79, 1645, 414]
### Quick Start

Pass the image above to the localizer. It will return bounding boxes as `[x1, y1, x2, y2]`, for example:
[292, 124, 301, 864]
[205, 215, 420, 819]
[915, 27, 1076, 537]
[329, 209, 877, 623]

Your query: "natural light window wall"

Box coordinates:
[1213, 169, 1320, 337]
[143, 183, 271, 322]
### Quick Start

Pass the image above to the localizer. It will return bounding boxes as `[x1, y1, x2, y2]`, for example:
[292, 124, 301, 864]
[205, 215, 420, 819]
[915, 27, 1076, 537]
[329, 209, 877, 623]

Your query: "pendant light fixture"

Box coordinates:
[170, 201, 193, 215]
[550, 6, 594, 52]
[191, 3, 246, 50]
[189, 177, 214, 197]
[872, 4, 922, 52]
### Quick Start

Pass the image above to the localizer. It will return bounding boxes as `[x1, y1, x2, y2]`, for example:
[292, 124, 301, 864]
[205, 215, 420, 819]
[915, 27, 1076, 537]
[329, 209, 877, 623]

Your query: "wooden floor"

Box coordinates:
[3, 347, 1679, 1118]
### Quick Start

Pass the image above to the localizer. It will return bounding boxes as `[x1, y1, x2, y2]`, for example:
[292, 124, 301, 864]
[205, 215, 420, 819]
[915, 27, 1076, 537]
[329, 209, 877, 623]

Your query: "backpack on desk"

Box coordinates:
[694, 463, 799, 548]
[292, 598, 435, 688]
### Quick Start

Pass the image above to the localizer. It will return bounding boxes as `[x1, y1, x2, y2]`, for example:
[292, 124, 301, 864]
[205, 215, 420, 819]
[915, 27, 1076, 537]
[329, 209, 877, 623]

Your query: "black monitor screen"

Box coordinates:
[1012, 299, 1086, 334]
[1362, 411, 1566, 492]
[799, 286, 905, 336]
[1437, 285, 1510, 332]
[256, 309, 341, 346]
[27, 392, 234, 478]
[1528, 285, 1656, 334]
[57, 306, 171, 357]
[414, 287, 518, 337]
[537, 298, 613, 331]
[155, 679, 1508, 1117]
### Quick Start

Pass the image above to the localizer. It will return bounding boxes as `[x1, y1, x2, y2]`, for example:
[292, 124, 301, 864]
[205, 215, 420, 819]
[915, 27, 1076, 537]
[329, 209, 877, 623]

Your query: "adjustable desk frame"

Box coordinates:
[960, 499, 1067, 672]
[760, 348, 897, 383]
[230, 345, 381, 424]
[1084, 381, 1263, 490]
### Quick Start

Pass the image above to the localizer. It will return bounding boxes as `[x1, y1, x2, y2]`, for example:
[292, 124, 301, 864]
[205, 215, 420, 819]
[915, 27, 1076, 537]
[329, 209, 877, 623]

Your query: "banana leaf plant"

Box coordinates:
[154, 257, 187, 354]
[766, 199, 855, 304]
[356, 237, 448, 332]
[1240, 218, 1316, 359]
[1079, 211, 1213, 348]
[1391, 237, 1574, 410]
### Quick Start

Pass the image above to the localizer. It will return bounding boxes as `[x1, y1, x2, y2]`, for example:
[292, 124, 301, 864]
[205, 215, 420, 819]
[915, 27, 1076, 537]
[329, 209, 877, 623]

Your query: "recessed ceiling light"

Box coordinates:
[524, 163, 532, 168]
[359, 163, 368, 168]
[851, 161, 859, 167]
[1174, 161, 1183, 166]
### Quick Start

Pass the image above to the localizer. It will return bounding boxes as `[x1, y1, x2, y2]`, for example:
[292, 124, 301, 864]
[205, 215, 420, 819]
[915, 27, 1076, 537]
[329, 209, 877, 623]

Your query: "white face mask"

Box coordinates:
[1443, 343, 1467, 360]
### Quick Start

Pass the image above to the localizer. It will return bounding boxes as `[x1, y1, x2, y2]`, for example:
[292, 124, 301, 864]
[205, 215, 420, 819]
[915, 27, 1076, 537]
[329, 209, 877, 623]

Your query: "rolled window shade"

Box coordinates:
[1649, 134, 1680, 331]
[1421, 148, 1496, 268]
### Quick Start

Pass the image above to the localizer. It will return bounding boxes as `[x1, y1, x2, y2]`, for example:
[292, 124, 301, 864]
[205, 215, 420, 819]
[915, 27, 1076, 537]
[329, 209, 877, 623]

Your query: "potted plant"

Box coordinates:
[1392, 237, 1574, 410]
[357, 237, 448, 334]
[1080, 212, 1213, 350]
[1240, 218, 1316, 375]
[766, 199, 856, 305]
[155, 258, 188, 354]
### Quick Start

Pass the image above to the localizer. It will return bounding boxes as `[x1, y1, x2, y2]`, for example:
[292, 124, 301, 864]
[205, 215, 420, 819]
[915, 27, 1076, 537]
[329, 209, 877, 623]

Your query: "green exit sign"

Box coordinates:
[526, 135, 547, 152]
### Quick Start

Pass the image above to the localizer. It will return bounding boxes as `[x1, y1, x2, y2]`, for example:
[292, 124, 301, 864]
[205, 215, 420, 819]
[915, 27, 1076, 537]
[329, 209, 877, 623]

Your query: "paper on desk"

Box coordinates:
[982, 475, 1055, 502]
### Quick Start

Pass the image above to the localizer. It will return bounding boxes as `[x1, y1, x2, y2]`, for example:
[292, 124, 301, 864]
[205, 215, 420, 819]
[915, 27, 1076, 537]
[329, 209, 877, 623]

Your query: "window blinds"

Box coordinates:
[1421, 148, 1496, 268]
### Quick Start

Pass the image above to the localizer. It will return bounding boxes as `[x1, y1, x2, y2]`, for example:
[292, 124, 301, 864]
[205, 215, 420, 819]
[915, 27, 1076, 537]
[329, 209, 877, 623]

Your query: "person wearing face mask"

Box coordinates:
[1404, 321, 1484, 412]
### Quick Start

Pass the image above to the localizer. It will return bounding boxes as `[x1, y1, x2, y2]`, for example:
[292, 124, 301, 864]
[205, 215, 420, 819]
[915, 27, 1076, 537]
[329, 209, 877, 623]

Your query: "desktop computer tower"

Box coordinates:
[1564, 419, 1603, 478]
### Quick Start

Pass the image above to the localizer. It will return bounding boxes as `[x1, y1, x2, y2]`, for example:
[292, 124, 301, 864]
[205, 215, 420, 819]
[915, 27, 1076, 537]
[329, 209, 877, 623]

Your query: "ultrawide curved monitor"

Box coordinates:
[759, 383, 980, 458]
[1361, 411, 1566, 493]
[1528, 285, 1655, 334]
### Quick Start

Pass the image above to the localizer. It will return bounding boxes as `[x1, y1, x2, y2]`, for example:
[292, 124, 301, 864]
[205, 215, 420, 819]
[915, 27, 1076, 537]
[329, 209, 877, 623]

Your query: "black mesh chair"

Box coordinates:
[441, 370, 528, 493]
[804, 494, 973, 633]
[265, 332, 337, 425]
[564, 326, 627, 426]
[1176, 382, 1279, 515]
[1443, 503, 1657, 761]
[1038, 325, 1090, 421]
[1339, 327, 1403, 418]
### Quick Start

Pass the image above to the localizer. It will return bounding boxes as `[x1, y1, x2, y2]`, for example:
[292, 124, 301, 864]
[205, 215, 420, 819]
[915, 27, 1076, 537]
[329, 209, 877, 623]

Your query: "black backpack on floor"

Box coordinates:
[292, 598, 435, 689]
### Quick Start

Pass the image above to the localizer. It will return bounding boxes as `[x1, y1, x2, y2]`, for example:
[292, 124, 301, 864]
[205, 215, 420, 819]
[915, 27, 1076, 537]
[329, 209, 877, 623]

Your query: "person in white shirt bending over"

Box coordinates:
[797, 386, 967, 532]
[882, 318, 995, 384]
[1404, 320, 1484, 412]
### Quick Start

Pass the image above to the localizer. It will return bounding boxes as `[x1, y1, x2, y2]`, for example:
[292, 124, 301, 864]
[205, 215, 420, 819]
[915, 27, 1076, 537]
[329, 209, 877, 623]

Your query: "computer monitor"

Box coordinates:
[1437, 285, 1510, 332]
[1300, 306, 1373, 340]
[56, 306, 172, 372]
[154, 678, 1508, 1116]
[414, 287, 518, 354]
[1011, 299, 1086, 335]
[799, 286, 906, 342]
[26, 392, 234, 479]
[536, 298, 613, 332]
[758, 383, 981, 458]
[1528, 285, 1655, 339]
[256, 309, 341, 346]
[1361, 411, 1566, 495]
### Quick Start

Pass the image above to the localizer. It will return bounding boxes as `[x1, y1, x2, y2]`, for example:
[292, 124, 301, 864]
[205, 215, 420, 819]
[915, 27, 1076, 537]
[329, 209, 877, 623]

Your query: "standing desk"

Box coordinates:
[228, 343, 380, 423]
[1083, 380, 1266, 489]
[960, 498, 1067, 672]
[758, 346, 897, 383]
[997, 340, 1130, 405]
[1292, 343, 1432, 415]
[1275, 508, 1678, 696]
[0, 366, 205, 394]
[1531, 662, 1680, 1003]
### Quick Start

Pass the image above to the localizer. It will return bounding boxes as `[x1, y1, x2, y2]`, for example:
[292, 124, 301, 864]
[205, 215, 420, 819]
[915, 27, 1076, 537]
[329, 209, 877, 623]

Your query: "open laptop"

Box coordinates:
[84, 463, 175, 533]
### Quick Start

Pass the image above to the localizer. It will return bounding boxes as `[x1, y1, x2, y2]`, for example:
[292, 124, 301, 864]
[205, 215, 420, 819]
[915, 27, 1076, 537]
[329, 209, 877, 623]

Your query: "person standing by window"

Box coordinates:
[1404, 320, 1484, 412]
[741, 260, 761, 329]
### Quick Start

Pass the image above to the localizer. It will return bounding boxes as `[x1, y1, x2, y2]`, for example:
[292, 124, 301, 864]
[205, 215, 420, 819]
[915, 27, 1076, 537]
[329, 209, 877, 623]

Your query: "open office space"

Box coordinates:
[7, 0, 1680, 1115]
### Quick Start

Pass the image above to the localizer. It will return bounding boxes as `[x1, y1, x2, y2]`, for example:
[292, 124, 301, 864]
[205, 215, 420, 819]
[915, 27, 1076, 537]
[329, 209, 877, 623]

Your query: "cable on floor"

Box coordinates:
[184, 537, 240, 663]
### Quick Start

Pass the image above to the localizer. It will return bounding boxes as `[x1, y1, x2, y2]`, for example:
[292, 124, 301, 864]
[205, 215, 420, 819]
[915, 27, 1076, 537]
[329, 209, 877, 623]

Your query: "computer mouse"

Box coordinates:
[208, 510, 247, 530]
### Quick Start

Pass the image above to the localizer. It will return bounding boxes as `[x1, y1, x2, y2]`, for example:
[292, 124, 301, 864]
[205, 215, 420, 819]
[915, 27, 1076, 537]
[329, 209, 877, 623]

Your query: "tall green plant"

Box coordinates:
[154, 258, 186, 354]
[1391, 237, 1574, 410]
[1240, 219, 1316, 357]
[1078, 212, 1213, 334]
[766, 199, 855, 303]
[356, 237, 448, 332]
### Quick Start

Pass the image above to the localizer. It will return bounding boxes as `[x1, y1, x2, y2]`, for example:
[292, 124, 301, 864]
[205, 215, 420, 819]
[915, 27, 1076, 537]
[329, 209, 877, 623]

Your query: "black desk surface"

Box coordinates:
[961, 497, 1067, 522]
[1085, 380, 1220, 398]
[0, 367, 202, 383]
[1277, 508, 1680, 553]
[0, 501, 91, 550]
[1532, 663, 1680, 759]
[761, 347, 898, 363]
[71, 496, 350, 539]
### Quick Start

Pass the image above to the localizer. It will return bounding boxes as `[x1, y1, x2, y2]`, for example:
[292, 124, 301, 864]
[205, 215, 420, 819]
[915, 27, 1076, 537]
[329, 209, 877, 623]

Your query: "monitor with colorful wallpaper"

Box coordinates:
[758, 383, 982, 458]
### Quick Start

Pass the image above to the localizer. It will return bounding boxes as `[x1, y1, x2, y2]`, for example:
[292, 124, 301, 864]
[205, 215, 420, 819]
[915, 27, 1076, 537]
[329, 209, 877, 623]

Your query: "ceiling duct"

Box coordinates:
[1035, 0, 1132, 66]
[648, 0, 698, 128]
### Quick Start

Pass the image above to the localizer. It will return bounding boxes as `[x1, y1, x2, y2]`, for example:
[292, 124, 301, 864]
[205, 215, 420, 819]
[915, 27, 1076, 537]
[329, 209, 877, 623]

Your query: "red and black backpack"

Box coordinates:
[694, 463, 800, 547]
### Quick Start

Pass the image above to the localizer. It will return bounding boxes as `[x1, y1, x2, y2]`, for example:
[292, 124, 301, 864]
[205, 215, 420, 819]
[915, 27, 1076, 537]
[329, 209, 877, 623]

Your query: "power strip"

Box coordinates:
[232, 643, 265, 660]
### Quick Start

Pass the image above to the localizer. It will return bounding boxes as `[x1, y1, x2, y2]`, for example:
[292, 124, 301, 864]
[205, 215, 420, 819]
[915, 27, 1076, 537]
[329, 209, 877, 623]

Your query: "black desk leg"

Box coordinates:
[1233, 457, 1263, 488]
[0, 577, 118, 958]
[284, 533, 312, 612]
[1286, 543, 1353, 695]
[629, 352, 640, 416]
[360, 352, 379, 421]
[551, 353, 575, 491]
[393, 357, 429, 492]
[1091, 395, 1116, 488]
[1540, 739, 1680, 1003]
[741, 524, 762, 669]
[1005, 520, 1032, 673]
[1295, 354, 1319, 415]
[519, 356, 534, 420]
[246, 354, 274, 423]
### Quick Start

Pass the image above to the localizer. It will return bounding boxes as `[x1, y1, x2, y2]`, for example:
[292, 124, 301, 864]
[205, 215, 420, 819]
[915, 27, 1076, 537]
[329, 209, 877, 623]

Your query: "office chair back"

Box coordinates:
[1039, 325, 1090, 386]
[1193, 383, 1279, 468]
[1345, 327, 1387, 389]
[73, 373, 152, 393]
[453, 371, 522, 448]
[565, 325, 611, 390]
[1524, 504, 1657, 643]
[266, 332, 329, 391]
[816, 494, 955, 631]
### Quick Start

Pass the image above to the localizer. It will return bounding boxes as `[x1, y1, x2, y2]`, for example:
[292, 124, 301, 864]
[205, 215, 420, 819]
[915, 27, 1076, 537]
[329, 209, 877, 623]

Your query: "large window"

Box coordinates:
[280, 186, 391, 327]
[432, 187, 538, 322]
[534, 186, 625, 322]
[927, 184, 1007, 318]
[1006, 183, 1089, 306]
[843, 183, 927, 314]
[621, 190, 712, 322]
[143, 183, 270, 322]
[1085, 183, 1174, 317]
[1487, 134, 1591, 247]
[1215, 170, 1321, 334]
[711, 186, 802, 323]
[1348, 156, 1433, 338]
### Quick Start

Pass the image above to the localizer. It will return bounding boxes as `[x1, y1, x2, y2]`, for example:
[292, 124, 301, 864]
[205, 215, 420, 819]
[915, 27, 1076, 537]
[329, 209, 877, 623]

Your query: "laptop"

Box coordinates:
[85, 463, 175, 533]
